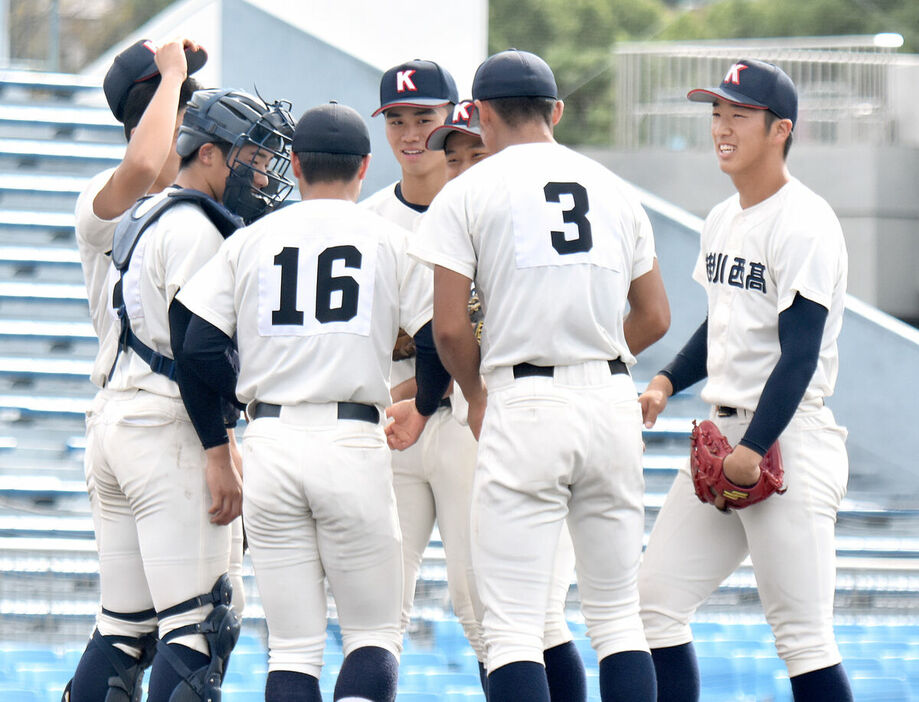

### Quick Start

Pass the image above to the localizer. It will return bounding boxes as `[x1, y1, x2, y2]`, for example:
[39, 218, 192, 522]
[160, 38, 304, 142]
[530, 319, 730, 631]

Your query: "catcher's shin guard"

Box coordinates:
[63, 620, 158, 702]
[155, 574, 241, 701]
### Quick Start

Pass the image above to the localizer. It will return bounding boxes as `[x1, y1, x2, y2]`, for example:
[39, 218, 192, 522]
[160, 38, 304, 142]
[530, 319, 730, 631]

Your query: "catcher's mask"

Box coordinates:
[178, 88, 295, 223]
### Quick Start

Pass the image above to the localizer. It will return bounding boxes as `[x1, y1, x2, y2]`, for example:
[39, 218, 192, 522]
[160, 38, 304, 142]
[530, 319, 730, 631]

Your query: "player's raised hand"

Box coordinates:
[153, 38, 198, 80]
[638, 374, 673, 428]
[205, 444, 243, 525]
[385, 399, 429, 451]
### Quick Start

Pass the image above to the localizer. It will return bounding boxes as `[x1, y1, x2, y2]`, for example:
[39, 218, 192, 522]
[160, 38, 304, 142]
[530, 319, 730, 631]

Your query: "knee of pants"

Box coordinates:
[158, 604, 212, 657]
[97, 610, 157, 657]
[638, 569, 694, 650]
[542, 610, 573, 651]
[775, 624, 842, 678]
[484, 627, 545, 673]
[341, 626, 403, 662]
[267, 632, 327, 678]
[586, 615, 649, 661]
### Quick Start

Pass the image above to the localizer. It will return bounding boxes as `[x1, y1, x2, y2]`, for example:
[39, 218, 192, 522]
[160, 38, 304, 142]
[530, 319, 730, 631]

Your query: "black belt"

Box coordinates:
[717, 406, 737, 417]
[251, 402, 379, 424]
[512, 359, 628, 379]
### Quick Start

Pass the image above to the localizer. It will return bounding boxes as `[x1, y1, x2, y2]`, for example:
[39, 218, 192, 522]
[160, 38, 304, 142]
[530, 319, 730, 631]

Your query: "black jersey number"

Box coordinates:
[544, 182, 592, 255]
[271, 245, 362, 326]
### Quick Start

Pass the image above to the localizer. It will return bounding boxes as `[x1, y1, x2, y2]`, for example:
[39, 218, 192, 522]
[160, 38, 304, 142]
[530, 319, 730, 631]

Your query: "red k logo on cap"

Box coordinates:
[396, 70, 417, 93]
[452, 101, 473, 122]
[723, 63, 748, 85]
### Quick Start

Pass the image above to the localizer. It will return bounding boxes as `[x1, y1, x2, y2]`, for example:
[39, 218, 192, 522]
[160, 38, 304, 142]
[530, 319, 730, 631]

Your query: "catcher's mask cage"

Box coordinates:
[177, 88, 295, 223]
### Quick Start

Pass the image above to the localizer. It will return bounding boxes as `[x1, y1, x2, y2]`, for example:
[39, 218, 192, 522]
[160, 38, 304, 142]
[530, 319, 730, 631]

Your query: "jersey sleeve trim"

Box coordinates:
[777, 285, 831, 314]
[408, 248, 475, 280]
[402, 305, 433, 338]
[175, 296, 235, 339]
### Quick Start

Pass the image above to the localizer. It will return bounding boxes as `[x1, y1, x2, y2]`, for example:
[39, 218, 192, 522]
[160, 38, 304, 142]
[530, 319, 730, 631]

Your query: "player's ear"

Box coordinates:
[357, 154, 372, 181]
[474, 100, 490, 129]
[291, 152, 302, 180]
[197, 142, 217, 166]
[551, 100, 564, 127]
[772, 118, 792, 144]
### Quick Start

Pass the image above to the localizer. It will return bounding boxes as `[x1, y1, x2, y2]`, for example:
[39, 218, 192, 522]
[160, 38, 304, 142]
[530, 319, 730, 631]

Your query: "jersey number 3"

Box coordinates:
[544, 182, 592, 255]
[271, 245, 362, 326]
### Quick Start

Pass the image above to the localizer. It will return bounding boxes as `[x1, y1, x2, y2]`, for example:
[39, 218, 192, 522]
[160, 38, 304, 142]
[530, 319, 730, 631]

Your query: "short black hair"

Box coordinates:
[123, 75, 202, 141]
[178, 139, 231, 170]
[763, 110, 793, 159]
[294, 152, 363, 184]
[485, 96, 555, 129]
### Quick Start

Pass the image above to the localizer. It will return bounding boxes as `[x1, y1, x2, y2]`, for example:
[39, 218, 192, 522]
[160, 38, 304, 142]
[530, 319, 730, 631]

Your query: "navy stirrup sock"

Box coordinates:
[334, 645, 398, 702]
[650, 644, 699, 702]
[69, 637, 138, 702]
[790, 663, 853, 702]
[266, 670, 321, 701]
[599, 650, 656, 702]
[487, 661, 550, 702]
[544, 641, 587, 702]
[146, 643, 209, 702]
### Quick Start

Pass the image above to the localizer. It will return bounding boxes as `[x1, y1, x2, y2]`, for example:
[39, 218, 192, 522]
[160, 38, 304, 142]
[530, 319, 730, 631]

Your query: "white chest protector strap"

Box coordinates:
[108, 190, 243, 382]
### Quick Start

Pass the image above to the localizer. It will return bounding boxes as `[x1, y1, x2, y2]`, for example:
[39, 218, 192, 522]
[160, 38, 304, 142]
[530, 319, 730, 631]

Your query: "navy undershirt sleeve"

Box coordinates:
[659, 318, 708, 395]
[739, 294, 829, 455]
[169, 299, 241, 449]
[413, 321, 453, 416]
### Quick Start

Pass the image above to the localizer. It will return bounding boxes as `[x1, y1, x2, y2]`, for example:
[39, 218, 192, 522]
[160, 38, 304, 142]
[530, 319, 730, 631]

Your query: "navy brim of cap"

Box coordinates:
[372, 98, 453, 117]
[426, 124, 481, 151]
[134, 46, 208, 83]
[687, 87, 768, 110]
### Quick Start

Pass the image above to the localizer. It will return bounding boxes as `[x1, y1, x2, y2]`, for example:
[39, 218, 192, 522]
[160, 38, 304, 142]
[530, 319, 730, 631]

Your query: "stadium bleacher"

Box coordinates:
[0, 69, 917, 702]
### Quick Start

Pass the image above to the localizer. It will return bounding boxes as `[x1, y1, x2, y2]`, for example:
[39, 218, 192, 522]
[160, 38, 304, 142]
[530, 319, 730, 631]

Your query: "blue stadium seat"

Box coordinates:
[0, 688, 41, 702]
[697, 656, 740, 699]
[850, 675, 911, 701]
[401, 651, 449, 670]
[844, 657, 886, 677]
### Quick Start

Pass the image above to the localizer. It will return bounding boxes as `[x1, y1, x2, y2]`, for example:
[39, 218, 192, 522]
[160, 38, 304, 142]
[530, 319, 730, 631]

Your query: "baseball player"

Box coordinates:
[409, 100, 589, 700]
[367, 65, 587, 698]
[362, 60, 491, 669]
[70, 87, 294, 702]
[175, 101, 445, 702]
[637, 60, 853, 701]
[409, 50, 670, 702]
[72, 37, 247, 625]
[68, 37, 208, 702]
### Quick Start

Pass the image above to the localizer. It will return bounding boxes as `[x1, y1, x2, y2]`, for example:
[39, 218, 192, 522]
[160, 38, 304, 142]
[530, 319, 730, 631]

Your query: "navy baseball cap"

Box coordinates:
[103, 39, 207, 123]
[372, 59, 459, 117]
[426, 100, 481, 151]
[293, 101, 371, 156]
[472, 49, 558, 102]
[688, 59, 797, 128]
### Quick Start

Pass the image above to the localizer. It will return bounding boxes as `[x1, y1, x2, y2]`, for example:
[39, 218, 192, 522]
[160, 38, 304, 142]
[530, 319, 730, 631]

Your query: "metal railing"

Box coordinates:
[614, 36, 919, 149]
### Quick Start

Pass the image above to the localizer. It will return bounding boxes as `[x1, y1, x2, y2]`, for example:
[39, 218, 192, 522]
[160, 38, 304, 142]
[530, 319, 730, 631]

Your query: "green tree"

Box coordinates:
[489, 0, 665, 145]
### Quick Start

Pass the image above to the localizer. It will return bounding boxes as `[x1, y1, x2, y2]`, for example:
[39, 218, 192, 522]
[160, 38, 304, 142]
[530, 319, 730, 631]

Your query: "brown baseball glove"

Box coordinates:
[690, 420, 786, 509]
[392, 328, 416, 361]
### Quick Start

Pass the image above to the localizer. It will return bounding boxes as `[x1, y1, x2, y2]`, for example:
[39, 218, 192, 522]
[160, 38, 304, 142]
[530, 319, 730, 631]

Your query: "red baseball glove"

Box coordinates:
[690, 420, 786, 509]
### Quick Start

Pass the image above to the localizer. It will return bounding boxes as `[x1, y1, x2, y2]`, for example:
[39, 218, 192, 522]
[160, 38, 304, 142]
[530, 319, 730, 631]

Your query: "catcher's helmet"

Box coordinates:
[177, 88, 295, 223]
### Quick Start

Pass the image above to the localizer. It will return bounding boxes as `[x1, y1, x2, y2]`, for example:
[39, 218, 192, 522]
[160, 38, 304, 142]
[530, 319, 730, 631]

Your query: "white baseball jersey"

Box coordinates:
[692, 177, 847, 412]
[105, 190, 225, 398]
[361, 181, 428, 231]
[177, 199, 430, 409]
[74, 168, 121, 387]
[411, 142, 656, 373]
[362, 181, 430, 386]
